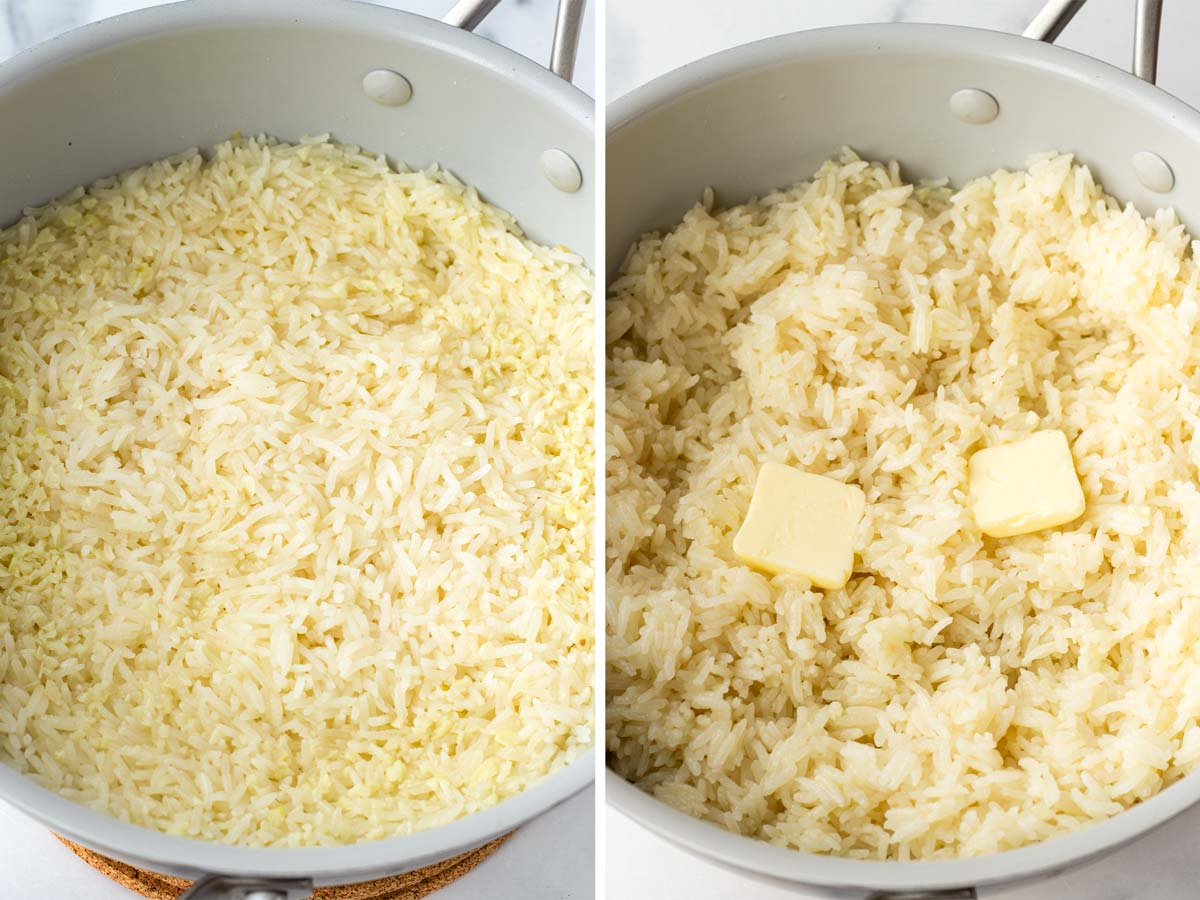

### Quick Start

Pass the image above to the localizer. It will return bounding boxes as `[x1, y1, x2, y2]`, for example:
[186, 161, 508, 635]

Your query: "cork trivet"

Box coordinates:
[55, 832, 511, 900]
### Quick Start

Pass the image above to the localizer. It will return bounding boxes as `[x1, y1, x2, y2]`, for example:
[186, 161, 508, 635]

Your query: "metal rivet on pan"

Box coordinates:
[949, 88, 999, 125]
[362, 69, 413, 107]
[540, 148, 583, 193]
[1132, 150, 1175, 193]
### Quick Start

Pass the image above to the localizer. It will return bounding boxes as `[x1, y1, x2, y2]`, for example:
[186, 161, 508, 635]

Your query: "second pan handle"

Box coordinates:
[1023, 0, 1162, 83]
[442, 0, 586, 82]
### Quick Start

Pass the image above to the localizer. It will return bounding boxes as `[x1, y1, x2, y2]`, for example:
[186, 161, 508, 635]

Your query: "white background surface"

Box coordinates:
[605, 1, 1200, 899]
[0, 1, 594, 898]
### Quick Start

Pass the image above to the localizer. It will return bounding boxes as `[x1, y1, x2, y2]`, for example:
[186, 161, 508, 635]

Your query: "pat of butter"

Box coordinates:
[733, 462, 865, 590]
[968, 430, 1086, 538]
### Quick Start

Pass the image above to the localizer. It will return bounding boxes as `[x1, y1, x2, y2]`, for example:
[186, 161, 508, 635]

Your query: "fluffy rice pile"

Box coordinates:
[606, 150, 1200, 860]
[0, 136, 593, 847]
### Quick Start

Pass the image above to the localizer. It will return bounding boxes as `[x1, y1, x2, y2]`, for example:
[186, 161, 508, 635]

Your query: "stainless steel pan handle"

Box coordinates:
[443, 0, 585, 81]
[1022, 0, 1087, 43]
[1134, 0, 1164, 83]
[1023, 0, 1163, 83]
[442, 0, 503, 31]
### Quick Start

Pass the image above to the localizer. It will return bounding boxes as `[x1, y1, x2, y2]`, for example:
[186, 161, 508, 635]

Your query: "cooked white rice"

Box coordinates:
[0, 136, 593, 847]
[606, 150, 1200, 860]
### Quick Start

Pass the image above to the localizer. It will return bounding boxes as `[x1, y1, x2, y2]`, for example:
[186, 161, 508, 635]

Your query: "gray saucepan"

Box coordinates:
[0, 1, 594, 897]
[606, 1, 1200, 897]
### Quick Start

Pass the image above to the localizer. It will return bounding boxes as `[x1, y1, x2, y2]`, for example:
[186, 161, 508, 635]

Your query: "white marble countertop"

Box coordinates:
[605, 1, 1200, 899]
[0, 4, 594, 898]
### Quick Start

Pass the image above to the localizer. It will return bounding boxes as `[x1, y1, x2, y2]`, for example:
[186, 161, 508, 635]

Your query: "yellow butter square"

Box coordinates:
[733, 462, 866, 590]
[968, 430, 1086, 538]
